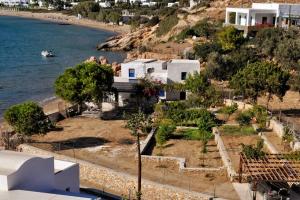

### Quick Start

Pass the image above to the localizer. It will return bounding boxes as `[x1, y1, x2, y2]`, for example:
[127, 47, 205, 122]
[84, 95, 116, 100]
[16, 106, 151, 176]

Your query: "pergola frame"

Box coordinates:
[239, 153, 300, 183]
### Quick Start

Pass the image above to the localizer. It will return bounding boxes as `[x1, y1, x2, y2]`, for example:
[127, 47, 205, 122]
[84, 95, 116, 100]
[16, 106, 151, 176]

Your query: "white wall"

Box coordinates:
[54, 163, 80, 193]
[8, 157, 55, 192]
[252, 3, 279, 10]
[121, 62, 145, 79]
[167, 60, 200, 84]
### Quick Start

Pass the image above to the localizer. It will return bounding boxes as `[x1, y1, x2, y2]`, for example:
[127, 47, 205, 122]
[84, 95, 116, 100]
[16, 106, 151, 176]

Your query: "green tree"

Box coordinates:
[55, 62, 114, 113]
[230, 62, 290, 104]
[184, 72, 220, 108]
[125, 110, 149, 200]
[4, 102, 51, 136]
[216, 26, 244, 51]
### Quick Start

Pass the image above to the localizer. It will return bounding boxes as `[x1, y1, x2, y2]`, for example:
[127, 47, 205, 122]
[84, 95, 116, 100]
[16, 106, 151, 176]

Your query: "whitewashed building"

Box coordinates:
[0, 150, 95, 200]
[113, 59, 200, 106]
[0, 0, 28, 7]
[225, 3, 300, 35]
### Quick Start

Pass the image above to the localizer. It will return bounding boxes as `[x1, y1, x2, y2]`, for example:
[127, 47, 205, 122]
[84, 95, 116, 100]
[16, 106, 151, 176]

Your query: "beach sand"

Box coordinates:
[0, 9, 130, 34]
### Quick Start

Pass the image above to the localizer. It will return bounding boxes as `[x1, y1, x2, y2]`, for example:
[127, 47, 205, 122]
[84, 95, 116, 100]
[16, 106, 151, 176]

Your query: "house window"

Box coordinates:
[147, 68, 154, 73]
[181, 72, 187, 80]
[66, 187, 70, 192]
[162, 65, 167, 70]
[129, 69, 135, 78]
[159, 90, 165, 97]
[180, 92, 186, 100]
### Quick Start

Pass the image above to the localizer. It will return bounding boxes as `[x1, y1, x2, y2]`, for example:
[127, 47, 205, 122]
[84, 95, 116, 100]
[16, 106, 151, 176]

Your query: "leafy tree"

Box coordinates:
[241, 139, 265, 159]
[4, 102, 52, 136]
[195, 109, 217, 132]
[254, 28, 283, 58]
[250, 105, 268, 129]
[184, 72, 220, 108]
[230, 62, 290, 104]
[146, 16, 160, 27]
[125, 110, 149, 200]
[55, 62, 114, 113]
[73, 1, 100, 17]
[236, 111, 252, 126]
[108, 11, 121, 24]
[216, 26, 244, 51]
[155, 119, 175, 147]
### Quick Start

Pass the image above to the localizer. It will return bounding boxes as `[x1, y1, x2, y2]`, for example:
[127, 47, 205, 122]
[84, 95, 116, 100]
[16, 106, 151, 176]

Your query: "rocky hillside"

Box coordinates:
[97, 0, 300, 60]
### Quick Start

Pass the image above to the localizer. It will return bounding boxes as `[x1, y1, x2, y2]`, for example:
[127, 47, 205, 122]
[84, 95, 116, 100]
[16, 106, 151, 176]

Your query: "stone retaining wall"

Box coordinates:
[213, 128, 237, 181]
[19, 144, 222, 200]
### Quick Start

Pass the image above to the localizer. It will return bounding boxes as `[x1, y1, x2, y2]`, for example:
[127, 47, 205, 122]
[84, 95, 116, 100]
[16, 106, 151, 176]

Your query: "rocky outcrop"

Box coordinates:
[97, 25, 158, 51]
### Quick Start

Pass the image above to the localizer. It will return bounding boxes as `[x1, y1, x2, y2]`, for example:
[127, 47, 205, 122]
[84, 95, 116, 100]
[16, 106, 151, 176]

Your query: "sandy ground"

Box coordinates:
[30, 117, 239, 200]
[0, 10, 130, 34]
[152, 139, 223, 168]
[258, 91, 300, 111]
[263, 131, 292, 153]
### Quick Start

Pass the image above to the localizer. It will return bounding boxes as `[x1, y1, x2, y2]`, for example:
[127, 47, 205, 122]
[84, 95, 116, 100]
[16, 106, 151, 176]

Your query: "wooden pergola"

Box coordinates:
[239, 153, 300, 199]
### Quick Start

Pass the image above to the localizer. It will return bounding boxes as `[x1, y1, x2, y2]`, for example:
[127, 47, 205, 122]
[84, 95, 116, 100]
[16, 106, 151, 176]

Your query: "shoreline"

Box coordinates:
[0, 9, 130, 34]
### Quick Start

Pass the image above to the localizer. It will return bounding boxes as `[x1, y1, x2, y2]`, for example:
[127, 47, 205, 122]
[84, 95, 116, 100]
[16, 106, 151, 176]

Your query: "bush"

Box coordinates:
[156, 14, 178, 37]
[146, 16, 160, 27]
[196, 110, 217, 132]
[242, 139, 265, 159]
[217, 26, 244, 51]
[155, 121, 176, 146]
[181, 128, 213, 140]
[236, 111, 252, 126]
[192, 19, 216, 39]
[194, 42, 222, 61]
[4, 102, 52, 136]
[250, 105, 268, 129]
[219, 103, 238, 116]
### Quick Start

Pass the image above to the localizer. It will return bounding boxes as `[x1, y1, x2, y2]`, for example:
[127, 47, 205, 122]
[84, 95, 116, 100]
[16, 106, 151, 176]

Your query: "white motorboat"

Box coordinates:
[41, 50, 54, 57]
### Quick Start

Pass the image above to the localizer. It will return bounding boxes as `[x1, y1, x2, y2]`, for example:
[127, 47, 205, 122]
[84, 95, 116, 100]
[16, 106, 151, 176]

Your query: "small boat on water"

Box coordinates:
[41, 50, 55, 57]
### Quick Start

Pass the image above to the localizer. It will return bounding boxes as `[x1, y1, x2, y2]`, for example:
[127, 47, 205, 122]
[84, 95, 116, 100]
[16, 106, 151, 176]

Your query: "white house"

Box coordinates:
[0, 0, 28, 7]
[225, 3, 300, 35]
[113, 59, 200, 106]
[0, 150, 95, 200]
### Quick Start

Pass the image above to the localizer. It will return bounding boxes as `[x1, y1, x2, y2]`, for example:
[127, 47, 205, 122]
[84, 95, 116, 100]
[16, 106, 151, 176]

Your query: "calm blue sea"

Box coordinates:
[0, 16, 125, 116]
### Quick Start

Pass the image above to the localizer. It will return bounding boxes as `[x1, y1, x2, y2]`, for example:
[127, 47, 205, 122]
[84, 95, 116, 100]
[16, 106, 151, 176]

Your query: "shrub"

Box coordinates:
[236, 111, 252, 126]
[196, 110, 217, 132]
[155, 121, 176, 146]
[156, 14, 178, 37]
[194, 42, 222, 61]
[192, 19, 216, 39]
[4, 102, 52, 136]
[219, 103, 238, 116]
[242, 139, 265, 159]
[217, 26, 244, 51]
[250, 105, 268, 129]
[181, 128, 213, 140]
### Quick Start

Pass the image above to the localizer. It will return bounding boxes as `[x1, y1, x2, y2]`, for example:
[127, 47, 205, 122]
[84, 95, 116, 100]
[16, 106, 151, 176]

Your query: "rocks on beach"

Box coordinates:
[85, 56, 121, 75]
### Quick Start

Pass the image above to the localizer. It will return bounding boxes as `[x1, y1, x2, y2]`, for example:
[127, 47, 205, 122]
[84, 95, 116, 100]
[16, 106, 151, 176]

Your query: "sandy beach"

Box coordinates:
[0, 9, 130, 34]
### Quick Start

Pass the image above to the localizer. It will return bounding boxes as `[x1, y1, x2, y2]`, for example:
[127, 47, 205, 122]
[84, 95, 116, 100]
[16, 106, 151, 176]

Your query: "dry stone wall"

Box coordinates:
[19, 144, 223, 200]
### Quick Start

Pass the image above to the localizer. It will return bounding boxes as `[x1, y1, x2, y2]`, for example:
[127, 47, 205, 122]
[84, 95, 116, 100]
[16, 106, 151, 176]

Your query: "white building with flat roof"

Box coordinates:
[0, 0, 29, 6]
[114, 59, 200, 104]
[0, 150, 95, 200]
[225, 3, 300, 35]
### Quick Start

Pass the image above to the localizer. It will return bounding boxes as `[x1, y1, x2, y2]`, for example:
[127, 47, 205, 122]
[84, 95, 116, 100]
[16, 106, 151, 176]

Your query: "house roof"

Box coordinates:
[168, 59, 200, 64]
[0, 151, 51, 176]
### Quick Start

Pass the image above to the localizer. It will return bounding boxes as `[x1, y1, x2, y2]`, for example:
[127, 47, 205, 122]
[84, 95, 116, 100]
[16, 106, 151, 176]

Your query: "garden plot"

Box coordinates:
[151, 129, 223, 168]
[219, 125, 268, 171]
